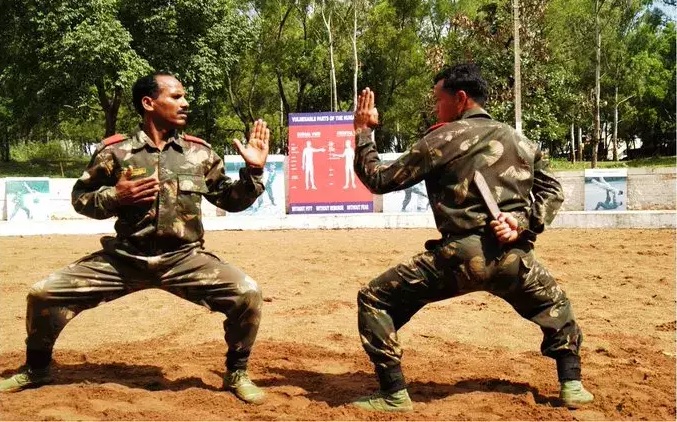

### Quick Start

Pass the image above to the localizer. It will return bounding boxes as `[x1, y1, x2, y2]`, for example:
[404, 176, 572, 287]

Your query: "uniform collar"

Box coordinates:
[133, 126, 183, 152]
[425, 107, 493, 135]
[174, 133, 196, 150]
[460, 107, 492, 120]
[425, 122, 447, 135]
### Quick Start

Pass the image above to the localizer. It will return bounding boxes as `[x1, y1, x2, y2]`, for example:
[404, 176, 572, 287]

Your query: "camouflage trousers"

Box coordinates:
[24, 238, 262, 371]
[357, 233, 582, 373]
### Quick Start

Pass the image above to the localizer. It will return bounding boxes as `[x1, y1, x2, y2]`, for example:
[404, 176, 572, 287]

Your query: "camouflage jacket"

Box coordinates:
[72, 128, 264, 250]
[354, 108, 564, 236]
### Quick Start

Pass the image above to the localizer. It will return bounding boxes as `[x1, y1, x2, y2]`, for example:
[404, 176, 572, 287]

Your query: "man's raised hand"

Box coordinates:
[233, 119, 270, 169]
[354, 88, 379, 130]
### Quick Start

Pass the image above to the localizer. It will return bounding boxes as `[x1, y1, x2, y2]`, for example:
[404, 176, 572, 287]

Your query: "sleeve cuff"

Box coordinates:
[355, 128, 375, 147]
[240, 166, 264, 183]
[510, 212, 529, 233]
[246, 166, 264, 176]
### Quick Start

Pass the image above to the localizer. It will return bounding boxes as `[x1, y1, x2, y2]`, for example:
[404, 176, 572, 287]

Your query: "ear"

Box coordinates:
[141, 96, 154, 113]
[456, 90, 469, 104]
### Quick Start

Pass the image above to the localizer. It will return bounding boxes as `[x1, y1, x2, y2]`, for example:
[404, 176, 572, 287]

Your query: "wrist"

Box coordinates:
[246, 166, 264, 176]
[355, 128, 375, 147]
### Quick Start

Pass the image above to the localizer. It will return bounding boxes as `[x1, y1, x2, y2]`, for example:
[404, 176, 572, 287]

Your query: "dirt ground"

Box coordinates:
[0, 228, 674, 421]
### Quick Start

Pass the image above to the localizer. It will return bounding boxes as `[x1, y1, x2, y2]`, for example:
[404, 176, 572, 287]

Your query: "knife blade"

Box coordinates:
[473, 171, 501, 220]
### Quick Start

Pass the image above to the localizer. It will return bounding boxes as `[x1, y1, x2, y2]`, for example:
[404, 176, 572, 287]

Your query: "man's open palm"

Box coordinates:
[233, 119, 270, 169]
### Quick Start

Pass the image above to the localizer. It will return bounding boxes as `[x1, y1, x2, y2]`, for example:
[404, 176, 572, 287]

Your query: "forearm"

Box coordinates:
[353, 128, 425, 194]
[530, 163, 564, 233]
[72, 185, 119, 219]
[212, 166, 265, 212]
[71, 149, 121, 219]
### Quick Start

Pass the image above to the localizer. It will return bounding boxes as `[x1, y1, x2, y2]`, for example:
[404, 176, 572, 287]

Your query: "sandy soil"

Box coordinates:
[0, 228, 674, 421]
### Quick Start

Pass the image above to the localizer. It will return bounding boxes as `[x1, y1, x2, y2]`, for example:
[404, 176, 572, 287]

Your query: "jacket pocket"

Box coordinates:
[177, 174, 209, 194]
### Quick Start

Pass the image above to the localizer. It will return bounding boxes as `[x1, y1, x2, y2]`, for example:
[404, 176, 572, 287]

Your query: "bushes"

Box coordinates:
[5, 140, 89, 177]
[10, 140, 78, 161]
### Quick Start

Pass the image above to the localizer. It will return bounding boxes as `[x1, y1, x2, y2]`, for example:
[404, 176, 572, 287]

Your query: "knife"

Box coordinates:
[473, 171, 501, 220]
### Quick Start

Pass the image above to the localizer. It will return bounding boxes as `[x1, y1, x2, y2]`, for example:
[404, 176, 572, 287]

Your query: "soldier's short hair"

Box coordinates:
[434, 63, 488, 106]
[132, 71, 177, 116]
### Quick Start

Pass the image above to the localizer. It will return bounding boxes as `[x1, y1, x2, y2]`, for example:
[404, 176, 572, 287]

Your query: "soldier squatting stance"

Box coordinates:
[350, 63, 594, 412]
[0, 72, 270, 404]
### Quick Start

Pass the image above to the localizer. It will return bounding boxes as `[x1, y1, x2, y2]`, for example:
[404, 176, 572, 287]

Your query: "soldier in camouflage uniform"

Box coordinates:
[0, 72, 269, 404]
[350, 64, 594, 412]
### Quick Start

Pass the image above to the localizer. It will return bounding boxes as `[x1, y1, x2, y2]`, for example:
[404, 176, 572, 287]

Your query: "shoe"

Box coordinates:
[560, 380, 594, 408]
[352, 388, 413, 412]
[0, 366, 52, 393]
[223, 369, 265, 404]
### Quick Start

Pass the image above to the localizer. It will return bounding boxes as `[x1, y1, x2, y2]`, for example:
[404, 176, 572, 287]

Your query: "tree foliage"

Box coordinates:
[0, 0, 674, 164]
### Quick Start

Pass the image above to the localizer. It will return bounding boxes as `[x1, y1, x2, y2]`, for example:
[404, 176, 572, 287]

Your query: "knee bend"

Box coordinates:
[27, 278, 52, 301]
[357, 285, 380, 310]
[238, 284, 262, 311]
[357, 286, 369, 303]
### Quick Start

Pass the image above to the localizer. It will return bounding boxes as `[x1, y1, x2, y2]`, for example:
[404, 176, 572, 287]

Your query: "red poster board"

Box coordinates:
[287, 112, 373, 214]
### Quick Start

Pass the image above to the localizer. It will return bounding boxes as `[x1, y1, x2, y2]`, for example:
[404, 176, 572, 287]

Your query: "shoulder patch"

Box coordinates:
[102, 134, 127, 146]
[425, 122, 447, 135]
[184, 134, 211, 148]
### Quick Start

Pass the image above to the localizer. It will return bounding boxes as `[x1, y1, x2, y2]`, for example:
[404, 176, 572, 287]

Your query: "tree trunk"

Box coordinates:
[1, 128, 9, 161]
[276, 73, 291, 153]
[104, 110, 117, 137]
[274, 3, 294, 153]
[577, 126, 583, 161]
[226, 74, 251, 139]
[321, 0, 337, 111]
[96, 79, 122, 137]
[205, 104, 213, 144]
[592, 0, 601, 168]
[613, 86, 619, 161]
[352, 0, 358, 109]
[513, 0, 522, 133]
[570, 123, 576, 162]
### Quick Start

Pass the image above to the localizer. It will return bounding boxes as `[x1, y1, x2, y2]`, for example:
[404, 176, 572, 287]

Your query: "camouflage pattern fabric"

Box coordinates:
[72, 128, 264, 249]
[354, 108, 564, 236]
[357, 234, 582, 370]
[25, 243, 262, 368]
[353, 108, 580, 371]
[24, 128, 264, 369]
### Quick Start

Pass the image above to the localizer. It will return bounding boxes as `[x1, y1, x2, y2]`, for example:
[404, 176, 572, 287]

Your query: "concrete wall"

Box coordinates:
[1, 167, 675, 221]
[1, 210, 674, 237]
[626, 167, 676, 210]
[1, 178, 222, 220]
[555, 167, 676, 211]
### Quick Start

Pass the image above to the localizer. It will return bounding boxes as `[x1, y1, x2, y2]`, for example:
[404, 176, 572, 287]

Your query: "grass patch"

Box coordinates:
[549, 156, 675, 170]
[0, 160, 89, 178]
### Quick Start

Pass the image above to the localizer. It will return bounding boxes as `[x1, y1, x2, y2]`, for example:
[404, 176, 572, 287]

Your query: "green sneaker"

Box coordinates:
[352, 388, 413, 412]
[560, 380, 594, 408]
[223, 369, 265, 404]
[0, 366, 52, 393]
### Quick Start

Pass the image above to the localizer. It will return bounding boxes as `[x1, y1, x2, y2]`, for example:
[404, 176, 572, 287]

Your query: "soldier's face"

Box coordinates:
[433, 80, 464, 123]
[145, 75, 190, 128]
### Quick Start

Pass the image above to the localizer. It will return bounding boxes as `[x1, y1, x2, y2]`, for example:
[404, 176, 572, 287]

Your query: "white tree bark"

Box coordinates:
[352, 0, 358, 110]
[321, 0, 337, 111]
[577, 126, 583, 161]
[592, 0, 603, 168]
[570, 123, 576, 162]
[513, 0, 522, 134]
[613, 86, 619, 161]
